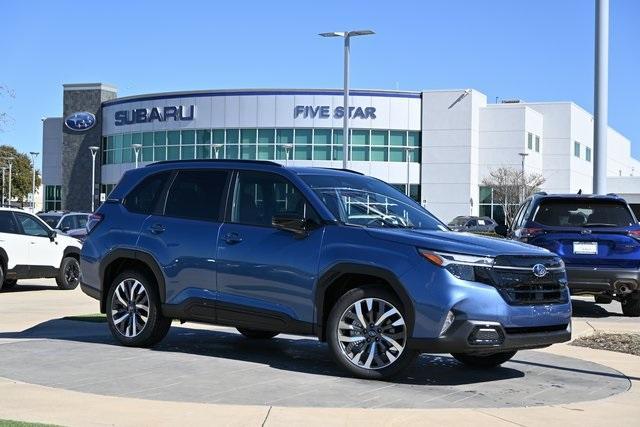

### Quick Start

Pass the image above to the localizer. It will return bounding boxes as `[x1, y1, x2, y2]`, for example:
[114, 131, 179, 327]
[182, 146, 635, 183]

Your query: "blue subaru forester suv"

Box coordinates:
[80, 160, 571, 379]
[509, 193, 640, 317]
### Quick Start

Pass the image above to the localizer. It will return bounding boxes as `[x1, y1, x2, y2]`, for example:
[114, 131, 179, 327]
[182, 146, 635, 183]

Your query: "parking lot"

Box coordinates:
[1, 279, 639, 426]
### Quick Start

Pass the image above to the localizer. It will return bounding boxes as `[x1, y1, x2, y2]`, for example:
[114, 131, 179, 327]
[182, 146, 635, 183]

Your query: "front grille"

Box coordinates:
[487, 256, 569, 305]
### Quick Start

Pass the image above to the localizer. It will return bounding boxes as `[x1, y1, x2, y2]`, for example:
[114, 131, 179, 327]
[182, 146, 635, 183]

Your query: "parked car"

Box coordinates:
[0, 207, 82, 290]
[448, 216, 498, 233]
[505, 193, 640, 316]
[38, 211, 90, 235]
[80, 160, 571, 380]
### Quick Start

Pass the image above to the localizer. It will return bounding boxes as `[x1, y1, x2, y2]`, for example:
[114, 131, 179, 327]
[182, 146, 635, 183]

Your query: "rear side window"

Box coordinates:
[533, 199, 635, 227]
[124, 171, 171, 214]
[164, 170, 228, 221]
[0, 211, 19, 234]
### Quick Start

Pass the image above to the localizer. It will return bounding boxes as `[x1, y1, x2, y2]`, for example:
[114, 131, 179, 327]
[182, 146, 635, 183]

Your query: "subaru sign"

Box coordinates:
[294, 105, 376, 120]
[115, 105, 195, 126]
[64, 112, 96, 131]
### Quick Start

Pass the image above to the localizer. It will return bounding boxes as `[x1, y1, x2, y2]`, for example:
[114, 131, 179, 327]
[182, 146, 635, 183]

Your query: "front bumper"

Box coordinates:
[408, 319, 571, 353]
[566, 266, 640, 294]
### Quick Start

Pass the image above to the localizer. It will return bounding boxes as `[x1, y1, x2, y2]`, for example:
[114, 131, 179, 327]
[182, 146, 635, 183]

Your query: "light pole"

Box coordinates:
[320, 29, 375, 169]
[518, 152, 529, 202]
[29, 152, 39, 212]
[0, 157, 14, 207]
[0, 167, 5, 206]
[403, 146, 417, 198]
[283, 143, 293, 166]
[593, 0, 609, 194]
[212, 144, 223, 159]
[132, 144, 142, 168]
[89, 146, 99, 211]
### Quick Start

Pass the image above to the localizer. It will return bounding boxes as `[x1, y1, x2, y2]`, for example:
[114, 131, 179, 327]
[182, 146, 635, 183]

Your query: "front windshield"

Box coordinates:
[301, 174, 447, 231]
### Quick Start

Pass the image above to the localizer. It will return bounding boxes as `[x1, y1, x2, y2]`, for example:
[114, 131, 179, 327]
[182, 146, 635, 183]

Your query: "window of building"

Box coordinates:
[181, 130, 196, 160]
[122, 133, 133, 163]
[294, 129, 312, 160]
[313, 129, 332, 160]
[164, 170, 228, 221]
[351, 130, 369, 161]
[167, 131, 180, 160]
[478, 186, 519, 225]
[44, 185, 62, 211]
[535, 135, 540, 152]
[154, 131, 167, 162]
[527, 133, 533, 150]
[389, 184, 421, 202]
[574, 141, 581, 158]
[585, 146, 592, 162]
[371, 130, 388, 161]
[195, 129, 211, 159]
[240, 129, 257, 160]
[257, 129, 275, 160]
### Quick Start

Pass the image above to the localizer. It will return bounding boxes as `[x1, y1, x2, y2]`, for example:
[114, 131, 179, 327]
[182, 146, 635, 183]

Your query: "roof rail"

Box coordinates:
[148, 159, 283, 167]
[318, 168, 364, 175]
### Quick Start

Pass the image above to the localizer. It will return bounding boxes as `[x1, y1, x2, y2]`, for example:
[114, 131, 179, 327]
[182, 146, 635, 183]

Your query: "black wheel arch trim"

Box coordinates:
[99, 248, 167, 306]
[314, 263, 415, 340]
[0, 247, 8, 273]
[63, 246, 81, 258]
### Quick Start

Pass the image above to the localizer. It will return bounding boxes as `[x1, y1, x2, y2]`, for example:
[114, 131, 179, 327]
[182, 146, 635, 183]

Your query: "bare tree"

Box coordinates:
[482, 167, 545, 226]
[0, 84, 15, 132]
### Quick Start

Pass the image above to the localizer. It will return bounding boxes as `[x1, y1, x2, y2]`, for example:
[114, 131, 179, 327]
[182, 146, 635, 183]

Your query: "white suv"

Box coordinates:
[0, 208, 82, 291]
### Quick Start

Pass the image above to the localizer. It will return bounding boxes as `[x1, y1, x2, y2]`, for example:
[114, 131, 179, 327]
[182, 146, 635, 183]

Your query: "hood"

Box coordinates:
[57, 232, 83, 248]
[366, 228, 551, 257]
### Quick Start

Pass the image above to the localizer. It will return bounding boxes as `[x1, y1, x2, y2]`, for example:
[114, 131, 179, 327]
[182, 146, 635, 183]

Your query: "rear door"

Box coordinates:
[138, 169, 229, 305]
[527, 199, 640, 269]
[0, 211, 29, 271]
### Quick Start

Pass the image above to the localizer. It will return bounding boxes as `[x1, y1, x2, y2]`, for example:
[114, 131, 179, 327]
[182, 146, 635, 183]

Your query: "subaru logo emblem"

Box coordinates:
[532, 264, 548, 278]
[65, 112, 96, 131]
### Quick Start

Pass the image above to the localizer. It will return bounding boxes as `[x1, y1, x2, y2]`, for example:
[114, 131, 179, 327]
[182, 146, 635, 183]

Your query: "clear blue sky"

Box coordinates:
[1, 0, 638, 169]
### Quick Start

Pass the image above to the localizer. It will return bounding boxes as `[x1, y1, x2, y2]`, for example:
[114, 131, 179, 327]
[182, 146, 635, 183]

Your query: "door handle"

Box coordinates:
[223, 232, 243, 244]
[149, 223, 166, 234]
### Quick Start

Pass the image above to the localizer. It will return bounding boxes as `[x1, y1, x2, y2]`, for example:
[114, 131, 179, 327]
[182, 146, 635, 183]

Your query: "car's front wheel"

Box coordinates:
[2, 279, 17, 290]
[106, 270, 171, 347]
[56, 256, 81, 290]
[621, 292, 640, 317]
[327, 286, 418, 380]
[451, 351, 517, 368]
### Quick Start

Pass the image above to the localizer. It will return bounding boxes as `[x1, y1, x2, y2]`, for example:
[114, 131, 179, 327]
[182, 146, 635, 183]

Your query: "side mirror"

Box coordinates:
[61, 226, 70, 232]
[272, 215, 308, 236]
[48, 230, 57, 241]
[494, 224, 508, 237]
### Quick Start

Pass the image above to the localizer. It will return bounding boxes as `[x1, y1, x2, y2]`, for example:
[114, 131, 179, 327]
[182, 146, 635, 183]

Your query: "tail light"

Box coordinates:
[629, 230, 640, 240]
[514, 227, 543, 243]
[86, 213, 104, 233]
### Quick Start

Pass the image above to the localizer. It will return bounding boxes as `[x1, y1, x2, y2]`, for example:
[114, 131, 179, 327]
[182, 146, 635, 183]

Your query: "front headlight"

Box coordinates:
[419, 249, 494, 282]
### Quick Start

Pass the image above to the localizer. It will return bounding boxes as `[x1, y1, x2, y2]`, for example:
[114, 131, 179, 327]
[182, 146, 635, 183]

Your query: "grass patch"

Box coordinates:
[62, 313, 106, 323]
[0, 420, 61, 427]
[572, 332, 640, 356]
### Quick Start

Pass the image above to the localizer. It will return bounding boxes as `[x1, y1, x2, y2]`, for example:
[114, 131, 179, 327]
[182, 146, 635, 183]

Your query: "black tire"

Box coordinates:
[0, 265, 5, 291]
[451, 351, 517, 368]
[621, 292, 640, 317]
[236, 328, 279, 339]
[56, 256, 81, 290]
[2, 279, 17, 290]
[327, 286, 418, 380]
[106, 269, 171, 347]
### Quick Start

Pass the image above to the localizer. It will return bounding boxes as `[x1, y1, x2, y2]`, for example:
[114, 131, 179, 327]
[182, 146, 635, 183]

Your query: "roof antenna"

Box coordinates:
[577, 189, 582, 195]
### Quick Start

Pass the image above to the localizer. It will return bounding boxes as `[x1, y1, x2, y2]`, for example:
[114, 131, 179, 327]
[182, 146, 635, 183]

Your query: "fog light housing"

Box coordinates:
[439, 311, 455, 336]
[468, 326, 504, 346]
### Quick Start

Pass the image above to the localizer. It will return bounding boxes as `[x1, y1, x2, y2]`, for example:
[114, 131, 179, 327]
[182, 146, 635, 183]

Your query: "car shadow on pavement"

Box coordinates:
[571, 298, 623, 318]
[0, 318, 525, 386]
[0, 284, 59, 293]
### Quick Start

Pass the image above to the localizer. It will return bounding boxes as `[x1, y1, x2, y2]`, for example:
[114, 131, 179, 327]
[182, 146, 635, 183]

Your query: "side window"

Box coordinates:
[467, 219, 477, 227]
[59, 216, 75, 230]
[513, 201, 530, 229]
[164, 170, 228, 221]
[76, 215, 88, 228]
[124, 171, 171, 215]
[231, 171, 318, 227]
[0, 211, 19, 234]
[16, 214, 50, 237]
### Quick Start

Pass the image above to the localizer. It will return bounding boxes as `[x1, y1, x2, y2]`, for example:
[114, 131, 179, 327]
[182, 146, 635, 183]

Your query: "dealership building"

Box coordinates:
[41, 83, 640, 222]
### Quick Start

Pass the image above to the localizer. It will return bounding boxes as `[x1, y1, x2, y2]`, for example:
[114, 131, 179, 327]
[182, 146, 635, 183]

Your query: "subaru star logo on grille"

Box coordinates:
[532, 263, 548, 278]
[64, 112, 96, 131]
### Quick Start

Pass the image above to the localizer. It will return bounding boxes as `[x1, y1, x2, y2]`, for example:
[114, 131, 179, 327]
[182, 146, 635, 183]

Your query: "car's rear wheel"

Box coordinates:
[106, 270, 171, 347]
[451, 351, 517, 368]
[236, 328, 279, 339]
[56, 256, 81, 290]
[621, 292, 640, 317]
[2, 279, 17, 290]
[0, 265, 5, 291]
[327, 286, 418, 380]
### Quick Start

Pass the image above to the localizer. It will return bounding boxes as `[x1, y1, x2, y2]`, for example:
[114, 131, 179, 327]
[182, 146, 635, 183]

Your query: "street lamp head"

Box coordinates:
[319, 30, 374, 38]
[319, 32, 346, 38]
[30, 151, 39, 156]
[349, 30, 375, 36]
[131, 144, 142, 150]
[89, 146, 99, 155]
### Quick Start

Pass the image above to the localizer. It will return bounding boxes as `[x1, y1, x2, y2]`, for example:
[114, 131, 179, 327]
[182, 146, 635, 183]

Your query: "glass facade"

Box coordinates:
[478, 185, 519, 225]
[102, 128, 421, 165]
[44, 185, 62, 211]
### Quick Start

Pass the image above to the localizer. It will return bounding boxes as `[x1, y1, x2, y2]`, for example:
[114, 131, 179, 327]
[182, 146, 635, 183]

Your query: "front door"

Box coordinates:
[138, 169, 229, 306]
[14, 213, 61, 274]
[216, 171, 324, 330]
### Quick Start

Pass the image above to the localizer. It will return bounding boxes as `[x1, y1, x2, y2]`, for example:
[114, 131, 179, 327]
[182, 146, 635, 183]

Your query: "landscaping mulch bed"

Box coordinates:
[571, 332, 640, 356]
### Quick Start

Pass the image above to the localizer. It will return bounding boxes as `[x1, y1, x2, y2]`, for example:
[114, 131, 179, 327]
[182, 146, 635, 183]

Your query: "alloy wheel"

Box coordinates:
[336, 297, 407, 370]
[64, 260, 80, 286]
[110, 278, 150, 338]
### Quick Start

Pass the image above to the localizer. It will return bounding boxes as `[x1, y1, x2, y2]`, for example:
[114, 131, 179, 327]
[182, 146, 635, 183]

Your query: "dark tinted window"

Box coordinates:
[164, 170, 227, 221]
[124, 172, 171, 214]
[533, 199, 635, 227]
[232, 172, 316, 227]
[0, 211, 19, 233]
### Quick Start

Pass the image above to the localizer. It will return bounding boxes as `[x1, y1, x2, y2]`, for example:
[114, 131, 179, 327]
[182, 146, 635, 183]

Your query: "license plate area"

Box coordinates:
[573, 241, 598, 255]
